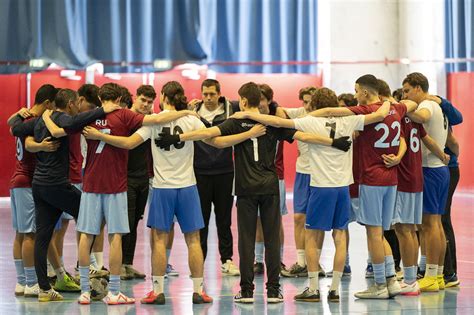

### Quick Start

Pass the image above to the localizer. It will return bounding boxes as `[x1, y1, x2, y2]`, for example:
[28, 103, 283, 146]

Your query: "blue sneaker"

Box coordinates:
[166, 264, 179, 277]
[365, 263, 374, 278]
[343, 265, 352, 276]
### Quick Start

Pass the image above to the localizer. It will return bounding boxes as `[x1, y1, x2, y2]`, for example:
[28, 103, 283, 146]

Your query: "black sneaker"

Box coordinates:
[444, 273, 460, 288]
[281, 263, 308, 278]
[234, 290, 254, 304]
[254, 262, 264, 275]
[417, 268, 425, 279]
[294, 287, 320, 302]
[327, 290, 339, 303]
[267, 288, 284, 303]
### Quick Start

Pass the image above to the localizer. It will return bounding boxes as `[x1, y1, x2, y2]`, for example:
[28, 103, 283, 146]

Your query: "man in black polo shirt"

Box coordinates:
[155, 82, 351, 304]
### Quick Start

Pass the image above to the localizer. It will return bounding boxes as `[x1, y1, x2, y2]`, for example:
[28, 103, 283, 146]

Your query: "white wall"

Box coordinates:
[318, 0, 446, 96]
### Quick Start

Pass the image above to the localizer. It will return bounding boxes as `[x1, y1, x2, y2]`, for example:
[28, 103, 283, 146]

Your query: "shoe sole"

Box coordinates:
[281, 273, 307, 278]
[354, 294, 389, 299]
[445, 281, 460, 288]
[15, 292, 25, 296]
[295, 298, 320, 302]
[267, 298, 284, 303]
[39, 297, 63, 302]
[193, 300, 213, 304]
[141, 300, 165, 305]
[328, 298, 340, 303]
[78, 301, 91, 305]
[401, 291, 420, 296]
[235, 298, 254, 304]
[24, 293, 39, 298]
[134, 275, 146, 279]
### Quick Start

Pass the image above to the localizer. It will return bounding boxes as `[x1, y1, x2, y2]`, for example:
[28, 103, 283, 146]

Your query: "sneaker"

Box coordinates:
[417, 268, 425, 279]
[294, 287, 320, 302]
[267, 288, 284, 303]
[254, 262, 264, 275]
[343, 265, 352, 276]
[141, 291, 165, 305]
[78, 291, 91, 305]
[354, 283, 389, 299]
[444, 273, 460, 288]
[166, 264, 179, 277]
[437, 275, 445, 290]
[400, 281, 420, 296]
[66, 271, 79, 285]
[120, 265, 133, 281]
[418, 276, 439, 292]
[24, 283, 40, 297]
[327, 290, 339, 303]
[365, 263, 374, 278]
[102, 291, 135, 305]
[38, 288, 63, 302]
[126, 265, 146, 279]
[234, 290, 254, 304]
[192, 291, 213, 304]
[89, 268, 109, 279]
[15, 283, 25, 296]
[318, 264, 326, 277]
[387, 277, 402, 297]
[54, 274, 81, 292]
[221, 260, 240, 276]
[281, 263, 307, 278]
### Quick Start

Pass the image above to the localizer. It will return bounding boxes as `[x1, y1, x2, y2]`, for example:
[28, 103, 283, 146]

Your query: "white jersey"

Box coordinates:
[418, 100, 448, 168]
[136, 111, 205, 188]
[286, 107, 311, 174]
[293, 115, 365, 187]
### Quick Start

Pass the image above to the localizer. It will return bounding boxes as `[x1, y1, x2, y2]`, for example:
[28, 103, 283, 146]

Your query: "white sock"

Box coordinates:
[152, 276, 165, 294]
[54, 267, 66, 280]
[426, 264, 438, 277]
[297, 249, 306, 267]
[437, 265, 444, 276]
[308, 271, 319, 291]
[192, 277, 203, 294]
[330, 271, 342, 295]
[93, 252, 104, 269]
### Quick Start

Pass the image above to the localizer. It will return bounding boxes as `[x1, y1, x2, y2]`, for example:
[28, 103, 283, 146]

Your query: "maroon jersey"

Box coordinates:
[68, 133, 83, 184]
[82, 109, 144, 194]
[349, 137, 360, 198]
[349, 102, 407, 186]
[275, 141, 284, 180]
[10, 117, 37, 188]
[397, 117, 426, 193]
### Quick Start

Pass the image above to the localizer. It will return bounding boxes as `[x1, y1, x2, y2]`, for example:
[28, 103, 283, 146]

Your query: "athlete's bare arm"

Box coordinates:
[422, 134, 450, 165]
[82, 126, 145, 150]
[142, 110, 199, 126]
[25, 136, 60, 153]
[231, 111, 296, 128]
[204, 124, 266, 148]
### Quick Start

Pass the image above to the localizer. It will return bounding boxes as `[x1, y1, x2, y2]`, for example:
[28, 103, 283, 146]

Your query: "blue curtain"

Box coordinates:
[0, 0, 318, 74]
[445, 0, 474, 72]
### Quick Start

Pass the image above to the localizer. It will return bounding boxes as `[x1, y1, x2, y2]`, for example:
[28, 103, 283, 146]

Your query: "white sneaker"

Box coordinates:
[15, 283, 25, 296]
[78, 291, 91, 305]
[222, 260, 240, 276]
[24, 283, 40, 297]
[102, 292, 135, 305]
[400, 281, 420, 296]
[387, 277, 402, 297]
[354, 283, 389, 299]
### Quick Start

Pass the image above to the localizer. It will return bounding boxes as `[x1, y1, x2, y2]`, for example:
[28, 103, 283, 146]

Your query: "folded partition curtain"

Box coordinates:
[0, 0, 318, 74]
[445, 0, 474, 72]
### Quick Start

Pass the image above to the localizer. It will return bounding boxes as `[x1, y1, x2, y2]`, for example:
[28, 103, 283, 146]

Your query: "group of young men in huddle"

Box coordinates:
[8, 71, 461, 305]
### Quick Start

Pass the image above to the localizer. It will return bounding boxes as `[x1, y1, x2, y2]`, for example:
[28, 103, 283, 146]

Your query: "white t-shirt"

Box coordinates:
[293, 115, 365, 187]
[198, 104, 224, 123]
[418, 100, 448, 168]
[286, 107, 311, 174]
[136, 111, 205, 188]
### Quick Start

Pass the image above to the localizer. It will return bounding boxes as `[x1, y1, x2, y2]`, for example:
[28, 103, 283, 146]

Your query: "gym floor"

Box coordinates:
[0, 193, 472, 314]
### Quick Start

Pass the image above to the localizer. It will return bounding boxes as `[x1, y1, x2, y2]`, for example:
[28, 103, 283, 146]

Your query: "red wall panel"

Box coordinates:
[447, 72, 474, 192]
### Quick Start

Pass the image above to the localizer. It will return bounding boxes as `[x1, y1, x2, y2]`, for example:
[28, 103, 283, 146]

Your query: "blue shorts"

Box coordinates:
[305, 186, 350, 231]
[358, 185, 397, 231]
[10, 188, 35, 233]
[77, 192, 129, 235]
[423, 167, 450, 215]
[293, 173, 310, 214]
[55, 183, 82, 230]
[349, 198, 360, 223]
[279, 180, 288, 215]
[147, 186, 204, 234]
[393, 191, 423, 225]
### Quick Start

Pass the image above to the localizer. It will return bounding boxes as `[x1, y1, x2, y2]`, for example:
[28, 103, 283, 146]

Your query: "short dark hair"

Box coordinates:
[356, 74, 379, 94]
[99, 83, 122, 102]
[259, 83, 274, 102]
[337, 93, 358, 107]
[78, 84, 101, 107]
[238, 82, 261, 107]
[161, 81, 188, 111]
[55, 88, 78, 110]
[120, 86, 133, 108]
[402, 72, 429, 92]
[34, 84, 57, 105]
[392, 88, 403, 102]
[311, 88, 338, 110]
[201, 79, 221, 93]
[136, 85, 156, 100]
[299, 86, 318, 100]
[377, 79, 392, 97]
